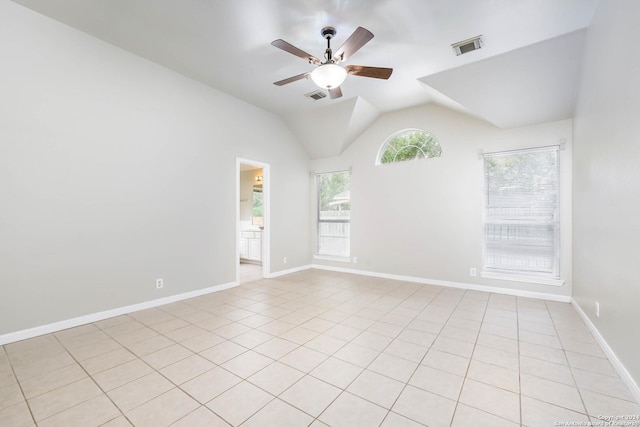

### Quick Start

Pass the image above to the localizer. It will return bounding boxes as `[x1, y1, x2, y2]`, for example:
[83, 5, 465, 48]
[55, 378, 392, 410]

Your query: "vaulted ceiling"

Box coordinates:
[12, 0, 598, 158]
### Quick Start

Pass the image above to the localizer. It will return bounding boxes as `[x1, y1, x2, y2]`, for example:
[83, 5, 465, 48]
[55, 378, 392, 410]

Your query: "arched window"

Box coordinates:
[376, 128, 442, 165]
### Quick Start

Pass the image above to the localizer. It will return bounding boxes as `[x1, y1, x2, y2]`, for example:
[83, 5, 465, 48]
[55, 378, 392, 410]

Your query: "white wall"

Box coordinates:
[312, 104, 573, 298]
[0, 2, 310, 335]
[573, 0, 640, 386]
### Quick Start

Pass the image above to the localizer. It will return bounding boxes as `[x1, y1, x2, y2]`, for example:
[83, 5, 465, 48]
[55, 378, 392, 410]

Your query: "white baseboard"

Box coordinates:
[0, 264, 573, 346]
[266, 264, 312, 278]
[0, 281, 238, 346]
[571, 298, 640, 404]
[311, 264, 571, 302]
[4, 265, 636, 405]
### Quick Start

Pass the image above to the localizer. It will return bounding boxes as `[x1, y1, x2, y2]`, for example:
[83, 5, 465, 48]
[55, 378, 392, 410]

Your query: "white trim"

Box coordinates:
[571, 298, 640, 404]
[483, 144, 560, 157]
[266, 264, 312, 279]
[237, 158, 271, 282]
[0, 281, 238, 346]
[481, 271, 565, 287]
[482, 145, 561, 280]
[311, 264, 571, 302]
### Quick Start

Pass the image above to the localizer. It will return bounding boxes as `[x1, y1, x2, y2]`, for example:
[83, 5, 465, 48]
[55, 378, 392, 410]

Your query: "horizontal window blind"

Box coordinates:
[483, 146, 560, 278]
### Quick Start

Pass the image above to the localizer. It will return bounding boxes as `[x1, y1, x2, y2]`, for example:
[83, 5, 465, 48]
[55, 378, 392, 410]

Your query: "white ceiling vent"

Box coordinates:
[304, 90, 327, 101]
[452, 35, 483, 56]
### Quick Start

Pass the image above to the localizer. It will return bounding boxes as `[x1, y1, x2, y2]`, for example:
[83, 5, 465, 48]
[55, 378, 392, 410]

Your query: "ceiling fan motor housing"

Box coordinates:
[321, 26, 337, 40]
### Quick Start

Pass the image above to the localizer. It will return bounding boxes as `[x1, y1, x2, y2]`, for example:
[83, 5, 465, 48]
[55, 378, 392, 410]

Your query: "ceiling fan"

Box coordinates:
[272, 26, 393, 99]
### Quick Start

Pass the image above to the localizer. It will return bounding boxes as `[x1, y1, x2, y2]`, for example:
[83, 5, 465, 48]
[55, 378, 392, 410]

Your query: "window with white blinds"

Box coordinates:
[317, 171, 351, 257]
[483, 146, 560, 280]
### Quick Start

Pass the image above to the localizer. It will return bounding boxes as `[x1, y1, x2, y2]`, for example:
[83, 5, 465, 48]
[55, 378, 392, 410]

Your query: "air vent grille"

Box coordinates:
[452, 35, 483, 56]
[305, 90, 327, 100]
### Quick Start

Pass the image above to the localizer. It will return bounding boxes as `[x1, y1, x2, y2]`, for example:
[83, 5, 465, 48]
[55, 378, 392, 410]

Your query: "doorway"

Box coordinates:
[237, 158, 270, 284]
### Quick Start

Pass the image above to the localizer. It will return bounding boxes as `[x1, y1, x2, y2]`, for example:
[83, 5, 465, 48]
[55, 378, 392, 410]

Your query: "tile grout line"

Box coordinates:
[1, 344, 37, 426]
[110, 314, 250, 425]
[268, 279, 442, 426]
[5, 271, 633, 426]
[353, 281, 453, 421]
[447, 289, 490, 427]
[50, 329, 134, 426]
[454, 295, 530, 426]
[240, 280, 529, 426]
[227, 276, 353, 425]
[171, 276, 341, 425]
[364, 284, 467, 427]
[99, 302, 272, 426]
[296, 279, 436, 425]
[544, 300, 591, 419]
[56, 313, 221, 425]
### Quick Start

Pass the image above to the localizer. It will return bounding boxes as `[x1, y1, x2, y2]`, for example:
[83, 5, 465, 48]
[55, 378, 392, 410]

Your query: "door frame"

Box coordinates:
[236, 157, 270, 282]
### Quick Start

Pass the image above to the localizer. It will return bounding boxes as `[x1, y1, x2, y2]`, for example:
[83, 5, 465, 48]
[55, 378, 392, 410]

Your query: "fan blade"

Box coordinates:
[328, 86, 343, 99]
[274, 72, 310, 86]
[271, 39, 320, 65]
[345, 65, 393, 80]
[333, 27, 374, 62]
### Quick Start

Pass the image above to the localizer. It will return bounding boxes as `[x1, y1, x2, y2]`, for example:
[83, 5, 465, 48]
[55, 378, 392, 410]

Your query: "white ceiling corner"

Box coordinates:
[341, 97, 381, 154]
[287, 96, 380, 158]
[284, 98, 360, 159]
[419, 30, 587, 128]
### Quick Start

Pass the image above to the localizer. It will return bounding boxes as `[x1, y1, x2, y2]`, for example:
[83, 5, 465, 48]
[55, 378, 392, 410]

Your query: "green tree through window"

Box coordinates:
[252, 187, 263, 226]
[377, 129, 442, 164]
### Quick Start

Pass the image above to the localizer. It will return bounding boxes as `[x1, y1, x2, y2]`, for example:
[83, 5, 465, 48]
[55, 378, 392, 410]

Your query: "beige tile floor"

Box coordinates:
[239, 263, 263, 285]
[1, 269, 639, 426]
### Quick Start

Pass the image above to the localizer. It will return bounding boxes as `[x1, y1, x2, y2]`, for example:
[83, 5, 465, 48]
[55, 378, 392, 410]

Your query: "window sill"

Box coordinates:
[480, 271, 565, 287]
[314, 254, 352, 263]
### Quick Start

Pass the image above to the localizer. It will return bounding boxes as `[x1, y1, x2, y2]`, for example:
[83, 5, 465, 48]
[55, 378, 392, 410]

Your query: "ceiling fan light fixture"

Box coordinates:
[272, 26, 391, 99]
[310, 63, 347, 89]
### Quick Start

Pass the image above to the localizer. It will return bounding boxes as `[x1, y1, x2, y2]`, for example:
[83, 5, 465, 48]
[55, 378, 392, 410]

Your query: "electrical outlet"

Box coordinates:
[470, 268, 477, 277]
[156, 278, 164, 289]
[283, 257, 287, 264]
[352, 256, 358, 264]
[595, 301, 600, 317]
